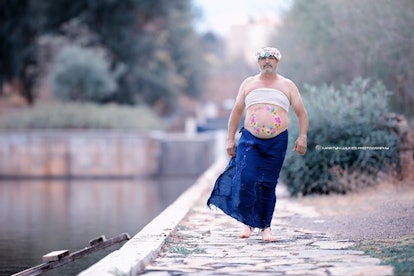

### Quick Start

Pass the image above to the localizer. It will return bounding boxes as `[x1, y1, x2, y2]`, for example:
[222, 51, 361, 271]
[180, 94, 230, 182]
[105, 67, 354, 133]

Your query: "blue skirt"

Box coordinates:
[207, 128, 288, 229]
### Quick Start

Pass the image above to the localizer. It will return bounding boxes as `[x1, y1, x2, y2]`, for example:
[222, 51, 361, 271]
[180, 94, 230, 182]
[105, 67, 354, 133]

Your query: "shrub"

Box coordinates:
[0, 102, 165, 130]
[281, 78, 401, 196]
[49, 45, 117, 102]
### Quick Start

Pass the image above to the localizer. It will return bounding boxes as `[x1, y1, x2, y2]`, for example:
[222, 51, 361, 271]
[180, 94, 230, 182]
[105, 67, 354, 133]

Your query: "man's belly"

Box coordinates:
[244, 104, 289, 139]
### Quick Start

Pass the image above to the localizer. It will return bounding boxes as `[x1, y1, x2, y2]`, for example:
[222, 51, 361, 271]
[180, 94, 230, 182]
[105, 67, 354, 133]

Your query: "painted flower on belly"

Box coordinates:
[275, 116, 281, 124]
[249, 111, 282, 136]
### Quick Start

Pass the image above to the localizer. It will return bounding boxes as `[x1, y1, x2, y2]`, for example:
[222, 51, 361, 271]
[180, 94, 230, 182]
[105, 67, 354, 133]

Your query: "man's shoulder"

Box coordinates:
[240, 75, 258, 91]
[278, 74, 293, 83]
[243, 75, 259, 83]
[278, 75, 298, 90]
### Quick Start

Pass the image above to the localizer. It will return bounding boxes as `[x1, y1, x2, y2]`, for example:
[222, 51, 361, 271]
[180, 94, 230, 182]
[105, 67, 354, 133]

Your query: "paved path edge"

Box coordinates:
[78, 158, 227, 276]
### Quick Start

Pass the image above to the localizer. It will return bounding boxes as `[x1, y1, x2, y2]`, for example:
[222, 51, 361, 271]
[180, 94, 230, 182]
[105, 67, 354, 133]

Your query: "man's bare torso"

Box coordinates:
[243, 74, 291, 139]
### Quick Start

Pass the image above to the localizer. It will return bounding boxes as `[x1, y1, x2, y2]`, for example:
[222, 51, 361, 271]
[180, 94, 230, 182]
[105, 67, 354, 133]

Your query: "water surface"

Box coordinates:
[0, 177, 195, 275]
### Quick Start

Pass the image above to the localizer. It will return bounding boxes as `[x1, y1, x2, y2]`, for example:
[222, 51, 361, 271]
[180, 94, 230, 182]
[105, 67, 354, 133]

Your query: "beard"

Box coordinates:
[261, 65, 275, 74]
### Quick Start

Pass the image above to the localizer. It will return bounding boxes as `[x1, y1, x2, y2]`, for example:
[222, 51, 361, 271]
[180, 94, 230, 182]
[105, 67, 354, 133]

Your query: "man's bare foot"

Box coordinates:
[239, 225, 253, 238]
[261, 228, 276, 242]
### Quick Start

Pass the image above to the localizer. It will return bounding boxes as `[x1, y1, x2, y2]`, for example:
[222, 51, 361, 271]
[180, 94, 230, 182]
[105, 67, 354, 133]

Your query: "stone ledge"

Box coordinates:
[78, 157, 227, 276]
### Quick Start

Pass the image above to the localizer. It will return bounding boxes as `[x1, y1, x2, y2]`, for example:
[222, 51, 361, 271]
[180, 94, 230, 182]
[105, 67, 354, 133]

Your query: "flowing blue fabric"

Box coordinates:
[207, 128, 288, 229]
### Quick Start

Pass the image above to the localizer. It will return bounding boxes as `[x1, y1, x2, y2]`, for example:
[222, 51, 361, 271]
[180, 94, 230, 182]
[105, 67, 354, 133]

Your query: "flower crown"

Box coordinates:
[255, 47, 282, 61]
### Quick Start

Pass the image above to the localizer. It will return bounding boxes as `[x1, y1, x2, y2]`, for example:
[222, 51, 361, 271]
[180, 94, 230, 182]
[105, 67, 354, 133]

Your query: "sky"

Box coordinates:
[192, 0, 293, 36]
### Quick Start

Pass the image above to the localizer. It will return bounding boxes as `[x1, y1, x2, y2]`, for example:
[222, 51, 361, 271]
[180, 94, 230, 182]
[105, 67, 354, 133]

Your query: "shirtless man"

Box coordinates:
[207, 47, 308, 241]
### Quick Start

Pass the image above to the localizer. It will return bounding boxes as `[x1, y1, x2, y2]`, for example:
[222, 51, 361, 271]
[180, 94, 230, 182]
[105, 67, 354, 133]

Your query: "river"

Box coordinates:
[0, 177, 197, 276]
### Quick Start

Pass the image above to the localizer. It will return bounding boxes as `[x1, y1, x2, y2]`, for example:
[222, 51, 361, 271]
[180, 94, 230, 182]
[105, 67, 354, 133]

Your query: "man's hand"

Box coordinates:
[226, 139, 237, 157]
[293, 136, 307, 155]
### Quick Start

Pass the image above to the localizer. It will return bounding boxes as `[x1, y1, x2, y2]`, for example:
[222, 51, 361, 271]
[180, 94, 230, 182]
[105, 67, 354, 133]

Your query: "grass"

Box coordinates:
[353, 234, 414, 275]
[0, 102, 165, 130]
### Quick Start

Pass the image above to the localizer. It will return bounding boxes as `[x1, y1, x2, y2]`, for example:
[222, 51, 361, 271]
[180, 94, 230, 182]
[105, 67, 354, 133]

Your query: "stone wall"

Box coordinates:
[0, 130, 218, 179]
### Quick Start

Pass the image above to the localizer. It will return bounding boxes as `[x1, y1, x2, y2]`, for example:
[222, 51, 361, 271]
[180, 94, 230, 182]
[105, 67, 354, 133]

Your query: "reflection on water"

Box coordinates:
[0, 177, 196, 276]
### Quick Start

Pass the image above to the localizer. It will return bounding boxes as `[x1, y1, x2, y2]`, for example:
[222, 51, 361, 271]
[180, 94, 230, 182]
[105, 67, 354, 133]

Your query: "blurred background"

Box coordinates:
[1, 0, 413, 275]
[1, 0, 413, 128]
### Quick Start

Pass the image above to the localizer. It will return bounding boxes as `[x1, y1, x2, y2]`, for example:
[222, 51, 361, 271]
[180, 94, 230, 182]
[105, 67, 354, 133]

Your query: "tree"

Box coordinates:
[50, 45, 117, 102]
[0, 0, 86, 104]
[1, 0, 205, 113]
[82, 0, 206, 112]
[274, 0, 414, 120]
[282, 78, 401, 195]
[0, 0, 39, 104]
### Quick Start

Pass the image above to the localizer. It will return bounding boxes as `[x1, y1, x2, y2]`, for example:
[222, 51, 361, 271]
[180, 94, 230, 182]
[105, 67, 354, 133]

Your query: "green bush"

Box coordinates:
[281, 78, 401, 196]
[0, 102, 165, 130]
[49, 45, 117, 102]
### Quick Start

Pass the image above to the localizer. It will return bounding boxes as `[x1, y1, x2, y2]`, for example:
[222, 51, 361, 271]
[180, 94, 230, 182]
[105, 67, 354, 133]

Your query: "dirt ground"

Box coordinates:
[289, 179, 414, 242]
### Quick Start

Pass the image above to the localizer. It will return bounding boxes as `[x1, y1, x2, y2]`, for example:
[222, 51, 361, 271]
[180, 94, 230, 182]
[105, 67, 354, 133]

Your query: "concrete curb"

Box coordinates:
[78, 157, 227, 276]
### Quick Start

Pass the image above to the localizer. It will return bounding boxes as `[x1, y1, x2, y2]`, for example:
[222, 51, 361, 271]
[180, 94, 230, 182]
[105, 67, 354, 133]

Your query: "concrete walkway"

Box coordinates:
[79, 158, 394, 275]
[142, 188, 393, 275]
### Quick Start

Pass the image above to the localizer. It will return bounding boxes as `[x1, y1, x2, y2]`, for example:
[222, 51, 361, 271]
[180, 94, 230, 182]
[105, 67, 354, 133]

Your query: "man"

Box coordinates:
[207, 46, 308, 241]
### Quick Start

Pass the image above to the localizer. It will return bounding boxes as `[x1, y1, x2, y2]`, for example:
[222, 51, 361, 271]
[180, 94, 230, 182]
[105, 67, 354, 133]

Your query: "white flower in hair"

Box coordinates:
[255, 47, 282, 61]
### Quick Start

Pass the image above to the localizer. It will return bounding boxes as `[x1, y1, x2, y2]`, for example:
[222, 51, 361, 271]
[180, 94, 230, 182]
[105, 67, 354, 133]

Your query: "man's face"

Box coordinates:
[258, 56, 279, 73]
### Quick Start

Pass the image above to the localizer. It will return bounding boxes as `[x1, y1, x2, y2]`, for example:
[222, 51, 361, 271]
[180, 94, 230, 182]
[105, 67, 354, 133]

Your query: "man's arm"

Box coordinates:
[289, 80, 308, 155]
[226, 80, 248, 156]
